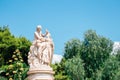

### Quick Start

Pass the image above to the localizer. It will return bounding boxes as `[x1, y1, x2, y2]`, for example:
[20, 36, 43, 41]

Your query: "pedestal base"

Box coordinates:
[27, 69, 54, 80]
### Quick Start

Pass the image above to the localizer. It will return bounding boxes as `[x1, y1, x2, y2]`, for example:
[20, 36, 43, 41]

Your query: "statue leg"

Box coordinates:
[37, 45, 46, 64]
[37, 46, 42, 63]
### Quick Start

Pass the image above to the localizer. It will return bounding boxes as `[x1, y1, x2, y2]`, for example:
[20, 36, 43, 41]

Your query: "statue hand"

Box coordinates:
[46, 29, 48, 34]
[41, 38, 45, 42]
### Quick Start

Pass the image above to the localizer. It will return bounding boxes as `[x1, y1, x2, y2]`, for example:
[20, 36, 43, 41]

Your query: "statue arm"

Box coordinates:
[35, 32, 46, 42]
[41, 30, 48, 37]
[34, 32, 42, 39]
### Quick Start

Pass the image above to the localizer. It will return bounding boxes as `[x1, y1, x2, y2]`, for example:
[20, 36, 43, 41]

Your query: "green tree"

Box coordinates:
[99, 56, 120, 80]
[80, 30, 113, 78]
[0, 26, 18, 66]
[0, 26, 31, 66]
[51, 58, 70, 80]
[17, 37, 31, 65]
[64, 38, 81, 60]
[0, 26, 31, 79]
[116, 50, 120, 61]
[55, 38, 84, 80]
[65, 56, 85, 80]
[91, 56, 120, 80]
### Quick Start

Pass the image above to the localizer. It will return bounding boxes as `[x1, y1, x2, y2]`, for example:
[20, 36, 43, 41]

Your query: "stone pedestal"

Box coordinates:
[27, 65, 54, 80]
[27, 70, 54, 80]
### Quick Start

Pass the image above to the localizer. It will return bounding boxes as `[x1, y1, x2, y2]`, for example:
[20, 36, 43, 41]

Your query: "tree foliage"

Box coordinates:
[65, 56, 85, 80]
[93, 56, 120, 80]
[0, 26, 30, 79]
[0, 26, 31, 66]
[80, 30, 113, 78]
[0, 26, 17, 65]
[54, 30, 116, 80]
[64, 39, 81, 59]
[116, 50, 120, 61]
[0, 49, 28, 80]
[51, 58, 70, 80]
[101, 56, 120, 80]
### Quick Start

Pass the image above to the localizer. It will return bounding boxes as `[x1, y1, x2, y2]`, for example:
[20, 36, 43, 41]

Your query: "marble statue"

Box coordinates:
[27, 25, 54, 80]
[28, 25, 54, 67]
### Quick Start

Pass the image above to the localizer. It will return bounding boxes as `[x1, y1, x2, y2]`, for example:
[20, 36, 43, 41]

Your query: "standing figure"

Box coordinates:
[33, 25, 48, 63]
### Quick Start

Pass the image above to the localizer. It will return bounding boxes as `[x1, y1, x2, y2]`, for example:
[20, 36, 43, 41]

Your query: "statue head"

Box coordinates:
[36, 25, 42, 32]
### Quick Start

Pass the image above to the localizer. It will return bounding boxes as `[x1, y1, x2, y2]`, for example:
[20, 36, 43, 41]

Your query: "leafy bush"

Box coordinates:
[0, 49, 29, 80]
[0, 26, 31, 66]
[0, 76, 7, 80]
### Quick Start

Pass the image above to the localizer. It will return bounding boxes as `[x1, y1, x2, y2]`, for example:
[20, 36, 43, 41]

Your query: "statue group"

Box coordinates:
[27, 25, 54, 80]
[28, 25, 54, 68]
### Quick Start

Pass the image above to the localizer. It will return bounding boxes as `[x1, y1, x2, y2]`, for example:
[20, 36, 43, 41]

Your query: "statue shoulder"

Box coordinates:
[34, 31, 38, 35]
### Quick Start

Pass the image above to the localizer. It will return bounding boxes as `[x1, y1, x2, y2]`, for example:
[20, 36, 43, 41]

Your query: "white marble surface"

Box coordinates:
[27, 26, 54, 80]
[27, 72, 54, 80]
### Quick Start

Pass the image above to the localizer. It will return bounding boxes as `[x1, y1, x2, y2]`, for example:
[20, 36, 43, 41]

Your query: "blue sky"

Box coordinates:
[0, 0, 120, 55]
